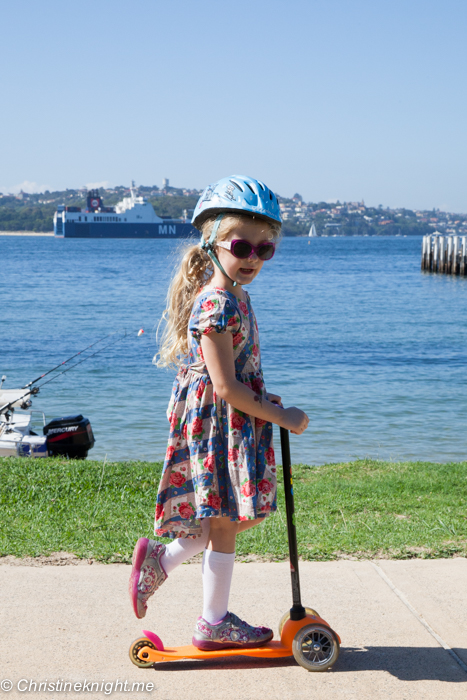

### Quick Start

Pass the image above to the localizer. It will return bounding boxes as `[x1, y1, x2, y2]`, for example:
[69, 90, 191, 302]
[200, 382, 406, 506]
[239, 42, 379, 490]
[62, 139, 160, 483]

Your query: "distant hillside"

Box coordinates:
[279, 198, 466, 237]
[1, 185, 466, 236]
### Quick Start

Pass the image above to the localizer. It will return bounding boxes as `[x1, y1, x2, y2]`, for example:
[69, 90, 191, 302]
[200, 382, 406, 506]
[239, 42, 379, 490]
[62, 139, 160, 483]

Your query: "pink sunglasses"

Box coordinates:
[216, 239, 276, 261]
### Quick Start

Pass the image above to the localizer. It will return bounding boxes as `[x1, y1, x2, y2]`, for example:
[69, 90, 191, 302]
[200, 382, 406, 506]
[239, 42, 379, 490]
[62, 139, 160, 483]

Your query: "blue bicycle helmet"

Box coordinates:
[192, 175, 282, 230]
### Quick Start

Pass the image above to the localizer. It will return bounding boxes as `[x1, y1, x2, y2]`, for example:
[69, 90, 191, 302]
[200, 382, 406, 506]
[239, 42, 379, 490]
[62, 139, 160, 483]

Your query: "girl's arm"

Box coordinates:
[200, 332, 309, 435]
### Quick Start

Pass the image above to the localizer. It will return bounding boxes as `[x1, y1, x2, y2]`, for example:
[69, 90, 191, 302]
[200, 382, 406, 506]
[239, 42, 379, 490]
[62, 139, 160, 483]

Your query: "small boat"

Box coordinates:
[308, 223, 318, 237]
[0, 382, 95, 459]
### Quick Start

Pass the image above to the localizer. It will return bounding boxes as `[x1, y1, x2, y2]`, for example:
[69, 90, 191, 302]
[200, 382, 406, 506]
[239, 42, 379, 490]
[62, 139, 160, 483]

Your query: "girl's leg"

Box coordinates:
[205, 515, 265, 551]
[207, 515, 238, 553]
[200, 517, 264, 623]
[194, 516, 273, 649]
[202, 517, 237, 624]
[201, 517, 265, 621]
[161, 518, 210, 574]
[130, 519, 210, 619]
[237, 517, 266, 533]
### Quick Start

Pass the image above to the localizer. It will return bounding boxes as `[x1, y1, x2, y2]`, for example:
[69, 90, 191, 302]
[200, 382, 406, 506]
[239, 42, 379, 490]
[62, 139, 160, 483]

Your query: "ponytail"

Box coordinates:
[155, 242, 213, 368]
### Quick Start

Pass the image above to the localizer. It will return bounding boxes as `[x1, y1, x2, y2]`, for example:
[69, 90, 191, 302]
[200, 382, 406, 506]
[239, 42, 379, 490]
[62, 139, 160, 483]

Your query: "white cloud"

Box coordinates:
[0, 180, 51, 195]
[85, 180, 111, 190]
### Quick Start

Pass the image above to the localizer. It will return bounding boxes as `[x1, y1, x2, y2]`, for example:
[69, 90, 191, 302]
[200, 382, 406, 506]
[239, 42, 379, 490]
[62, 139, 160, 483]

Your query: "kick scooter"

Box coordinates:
[129, 428, 340, 672]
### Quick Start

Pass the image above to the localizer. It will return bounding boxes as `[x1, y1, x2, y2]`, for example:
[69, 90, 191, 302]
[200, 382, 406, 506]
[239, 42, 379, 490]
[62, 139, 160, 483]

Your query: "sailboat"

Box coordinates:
[308, 223, 318, 237]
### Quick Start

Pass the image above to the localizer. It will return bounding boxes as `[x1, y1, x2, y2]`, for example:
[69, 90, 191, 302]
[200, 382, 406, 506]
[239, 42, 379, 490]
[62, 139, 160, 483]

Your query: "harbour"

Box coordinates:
[2, 235, 467, 465]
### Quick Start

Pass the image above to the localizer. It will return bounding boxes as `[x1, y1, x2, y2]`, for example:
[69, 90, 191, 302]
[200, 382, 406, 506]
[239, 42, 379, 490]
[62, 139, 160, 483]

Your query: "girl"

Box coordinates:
[129, 175, 309, 650]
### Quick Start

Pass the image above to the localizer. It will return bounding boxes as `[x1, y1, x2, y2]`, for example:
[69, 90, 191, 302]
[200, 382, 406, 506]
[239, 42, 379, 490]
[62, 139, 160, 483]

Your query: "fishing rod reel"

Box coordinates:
[0, 389, 35, 416]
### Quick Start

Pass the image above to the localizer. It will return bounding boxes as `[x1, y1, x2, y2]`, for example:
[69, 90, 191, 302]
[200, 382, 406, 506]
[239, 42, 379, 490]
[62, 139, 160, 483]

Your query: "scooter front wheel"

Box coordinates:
[292, 624, 339, 672]
[129, 637, 156, 668]
[278, 607, 319, 636]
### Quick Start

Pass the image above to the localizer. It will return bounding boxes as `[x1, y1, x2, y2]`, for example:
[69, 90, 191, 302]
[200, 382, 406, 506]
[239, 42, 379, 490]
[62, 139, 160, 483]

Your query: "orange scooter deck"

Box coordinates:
[140, 640, 293, 663]
[136, 614, 340, 664]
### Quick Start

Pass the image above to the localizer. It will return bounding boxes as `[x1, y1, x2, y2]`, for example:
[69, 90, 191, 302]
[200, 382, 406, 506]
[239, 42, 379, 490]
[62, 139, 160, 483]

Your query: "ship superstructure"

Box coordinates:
[54, 183, 196, 238]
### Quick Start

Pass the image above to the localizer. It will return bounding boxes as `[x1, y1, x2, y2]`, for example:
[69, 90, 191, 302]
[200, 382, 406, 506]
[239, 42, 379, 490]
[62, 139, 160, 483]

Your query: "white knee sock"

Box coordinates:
[160, 519, 210, 576]
[201, 549, 235, 624]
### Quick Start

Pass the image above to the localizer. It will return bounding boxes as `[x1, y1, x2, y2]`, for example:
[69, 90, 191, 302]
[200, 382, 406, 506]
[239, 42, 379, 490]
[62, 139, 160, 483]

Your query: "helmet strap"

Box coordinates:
[200, 213, 238, 287]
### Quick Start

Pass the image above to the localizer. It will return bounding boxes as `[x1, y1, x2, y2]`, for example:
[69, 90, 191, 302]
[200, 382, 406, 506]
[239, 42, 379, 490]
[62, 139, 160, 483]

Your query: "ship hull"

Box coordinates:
[56, 221, 197, 239]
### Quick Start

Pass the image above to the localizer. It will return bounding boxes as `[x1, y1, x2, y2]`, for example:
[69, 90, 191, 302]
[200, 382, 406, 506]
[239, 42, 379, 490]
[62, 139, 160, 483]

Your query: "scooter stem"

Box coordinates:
[280, 427, 306, 621]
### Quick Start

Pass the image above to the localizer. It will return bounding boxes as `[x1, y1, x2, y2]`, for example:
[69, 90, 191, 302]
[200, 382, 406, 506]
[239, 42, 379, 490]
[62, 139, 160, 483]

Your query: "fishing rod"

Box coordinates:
[35, 329, 141, 390]
[1, 327, 145, 416]
[21, 329, 135, 389]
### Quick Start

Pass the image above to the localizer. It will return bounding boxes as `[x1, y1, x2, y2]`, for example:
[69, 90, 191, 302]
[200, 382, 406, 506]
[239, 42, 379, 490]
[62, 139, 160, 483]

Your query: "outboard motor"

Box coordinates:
[44, 414, 95, 459]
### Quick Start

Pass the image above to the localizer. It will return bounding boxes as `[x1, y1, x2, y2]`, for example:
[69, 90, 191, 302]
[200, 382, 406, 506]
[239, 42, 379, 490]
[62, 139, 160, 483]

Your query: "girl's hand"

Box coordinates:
[281, 407, 309, 435]
[267, 392, 283, 407]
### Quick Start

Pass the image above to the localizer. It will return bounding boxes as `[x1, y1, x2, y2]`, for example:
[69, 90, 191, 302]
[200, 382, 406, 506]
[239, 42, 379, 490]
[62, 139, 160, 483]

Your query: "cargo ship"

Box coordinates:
[54, 184, 197, 238]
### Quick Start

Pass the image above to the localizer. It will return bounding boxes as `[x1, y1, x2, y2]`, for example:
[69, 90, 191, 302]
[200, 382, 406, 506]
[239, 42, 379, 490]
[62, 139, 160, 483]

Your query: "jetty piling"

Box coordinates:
[453, 236, 460, 275]
[461, 237, 467, 276]
[439, 236, 445, 272]
[421, 234, 467, 276]
[433, 236, 439, 272]
[421, 236, 427, 270]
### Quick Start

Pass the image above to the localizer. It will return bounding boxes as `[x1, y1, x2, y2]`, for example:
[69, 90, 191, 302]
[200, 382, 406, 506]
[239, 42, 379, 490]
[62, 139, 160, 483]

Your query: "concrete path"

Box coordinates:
[1, 558, 466, 699]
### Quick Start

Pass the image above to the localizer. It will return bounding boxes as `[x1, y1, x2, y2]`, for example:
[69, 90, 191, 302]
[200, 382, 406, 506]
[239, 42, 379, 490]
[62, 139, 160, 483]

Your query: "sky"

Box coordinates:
[1, 0, 466, 212]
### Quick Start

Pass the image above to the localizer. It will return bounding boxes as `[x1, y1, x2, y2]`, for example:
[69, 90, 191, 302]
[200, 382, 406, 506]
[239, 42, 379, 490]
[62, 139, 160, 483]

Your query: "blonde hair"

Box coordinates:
[155, 213, 281, 368]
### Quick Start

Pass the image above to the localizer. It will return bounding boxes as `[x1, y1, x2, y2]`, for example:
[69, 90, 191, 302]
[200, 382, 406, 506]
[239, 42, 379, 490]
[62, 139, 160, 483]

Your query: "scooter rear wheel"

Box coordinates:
[292, 624, 339, 672]
[129, 637, 156, 668]
[278, 607, 319, 636]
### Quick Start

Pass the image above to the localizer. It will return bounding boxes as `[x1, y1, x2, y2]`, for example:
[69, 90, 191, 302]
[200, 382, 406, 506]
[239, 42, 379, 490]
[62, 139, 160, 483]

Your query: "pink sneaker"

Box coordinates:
[129, 538, 167, 619]
[192, 612, 273, 650]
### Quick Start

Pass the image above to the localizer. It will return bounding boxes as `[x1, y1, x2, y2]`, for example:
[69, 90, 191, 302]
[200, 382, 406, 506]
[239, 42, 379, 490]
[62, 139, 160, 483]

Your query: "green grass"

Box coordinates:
[1, 457, 466, 562]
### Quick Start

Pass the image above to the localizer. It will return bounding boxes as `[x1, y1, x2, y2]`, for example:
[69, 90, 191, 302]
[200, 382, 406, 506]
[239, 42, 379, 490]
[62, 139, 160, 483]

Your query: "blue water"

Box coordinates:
[1, 235, 466, 464]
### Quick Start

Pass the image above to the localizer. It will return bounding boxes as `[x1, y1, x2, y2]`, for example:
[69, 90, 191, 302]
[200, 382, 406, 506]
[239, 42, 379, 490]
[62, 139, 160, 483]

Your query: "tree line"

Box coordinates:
[0, 192, 439, 236]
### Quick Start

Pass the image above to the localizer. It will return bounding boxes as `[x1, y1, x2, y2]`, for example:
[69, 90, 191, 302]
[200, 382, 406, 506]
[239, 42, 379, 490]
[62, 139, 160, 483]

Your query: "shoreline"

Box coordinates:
[0, 231, 423, 238]
[0, 231, 53, 236]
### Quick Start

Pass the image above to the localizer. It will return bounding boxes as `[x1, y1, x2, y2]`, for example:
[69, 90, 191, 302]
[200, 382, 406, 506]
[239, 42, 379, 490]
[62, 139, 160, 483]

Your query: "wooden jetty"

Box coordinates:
[421, 234, 467, 275]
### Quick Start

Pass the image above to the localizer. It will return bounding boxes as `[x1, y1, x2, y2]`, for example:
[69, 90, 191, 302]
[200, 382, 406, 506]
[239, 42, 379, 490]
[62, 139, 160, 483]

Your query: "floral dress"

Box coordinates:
[154, 287, 277, 539]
